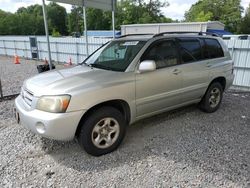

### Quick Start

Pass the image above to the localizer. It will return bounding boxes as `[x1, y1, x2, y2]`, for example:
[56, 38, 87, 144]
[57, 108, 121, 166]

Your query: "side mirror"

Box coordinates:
[138, 60, 156, 73]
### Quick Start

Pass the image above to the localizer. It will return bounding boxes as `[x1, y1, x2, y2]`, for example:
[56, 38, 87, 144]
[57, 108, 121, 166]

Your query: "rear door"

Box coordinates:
[175, 37, 210, 102]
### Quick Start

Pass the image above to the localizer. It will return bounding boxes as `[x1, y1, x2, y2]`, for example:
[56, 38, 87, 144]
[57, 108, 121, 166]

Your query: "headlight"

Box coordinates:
[36, 95, 71, 113]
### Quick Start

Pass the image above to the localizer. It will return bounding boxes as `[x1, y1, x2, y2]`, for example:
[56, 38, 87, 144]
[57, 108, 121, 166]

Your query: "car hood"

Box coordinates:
[24, 65, 130, 96]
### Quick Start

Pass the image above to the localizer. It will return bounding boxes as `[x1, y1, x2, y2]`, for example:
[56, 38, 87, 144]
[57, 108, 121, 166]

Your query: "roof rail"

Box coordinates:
[117, 33, 154, 38]
[153, 31, 220, 37]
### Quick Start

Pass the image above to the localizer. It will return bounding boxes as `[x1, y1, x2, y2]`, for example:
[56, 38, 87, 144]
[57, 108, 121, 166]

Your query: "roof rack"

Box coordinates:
[117, 33, 154, 38]
[153, 31, 220, 38]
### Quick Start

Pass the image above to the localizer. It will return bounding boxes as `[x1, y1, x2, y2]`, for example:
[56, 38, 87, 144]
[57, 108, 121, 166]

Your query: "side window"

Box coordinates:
[204, 39, 224, 58]
[200, 39, 210, 59]
[142, 40, 178, 69]
[177, 38, 202, 63]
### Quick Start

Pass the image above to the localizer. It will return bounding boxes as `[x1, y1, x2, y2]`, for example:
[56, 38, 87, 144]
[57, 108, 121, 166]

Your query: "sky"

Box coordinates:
[0, 0, 249, 20]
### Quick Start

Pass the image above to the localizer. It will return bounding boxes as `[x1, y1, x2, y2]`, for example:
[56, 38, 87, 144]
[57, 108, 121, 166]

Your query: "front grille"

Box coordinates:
[21, 87, 34, 106]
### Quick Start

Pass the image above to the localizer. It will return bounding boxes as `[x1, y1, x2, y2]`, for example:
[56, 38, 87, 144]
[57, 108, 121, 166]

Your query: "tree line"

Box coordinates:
[0, 0, 249, 36]
[185, 0, 250, 34]
[0, 0, 172, 36]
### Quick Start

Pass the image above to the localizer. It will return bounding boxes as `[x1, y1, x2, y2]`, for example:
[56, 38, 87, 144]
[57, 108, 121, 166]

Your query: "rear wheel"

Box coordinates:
[78, 106, 126, 156]
[199, 82, 223, 113]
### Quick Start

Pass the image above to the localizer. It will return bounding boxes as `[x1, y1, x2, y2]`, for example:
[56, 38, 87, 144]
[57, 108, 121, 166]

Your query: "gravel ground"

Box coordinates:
[0, 91, 249, 187]
[0, 55, 249, 187]
[0, 55, 63, 96]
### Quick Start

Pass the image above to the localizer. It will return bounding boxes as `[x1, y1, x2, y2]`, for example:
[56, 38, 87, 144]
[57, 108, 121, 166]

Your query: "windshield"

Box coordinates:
[82, 40, 146, 72]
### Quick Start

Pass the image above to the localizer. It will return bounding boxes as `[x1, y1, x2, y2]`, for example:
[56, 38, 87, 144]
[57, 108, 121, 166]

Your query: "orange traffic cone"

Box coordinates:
[69, 57, 73, 66]
[64, 57, 73, 67]
[14, 54, 20, 64]
[44, 58, 48, 65]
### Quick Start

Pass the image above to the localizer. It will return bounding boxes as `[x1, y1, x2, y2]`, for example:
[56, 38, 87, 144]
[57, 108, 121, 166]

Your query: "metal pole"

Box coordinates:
[112, 11, 115, 39]
[55, 42, 59, 62]
[0, 79, 3, 100]
[42, 0, 52, 70]
[83, 3, 89, 57]
[112, 0, 115, 39]
[3, 40, 7, 56]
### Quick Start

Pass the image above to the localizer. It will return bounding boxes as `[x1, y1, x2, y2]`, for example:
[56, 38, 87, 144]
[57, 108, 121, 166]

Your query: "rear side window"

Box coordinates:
[177, 38, 202, 63]
[204, 39, 224, 58]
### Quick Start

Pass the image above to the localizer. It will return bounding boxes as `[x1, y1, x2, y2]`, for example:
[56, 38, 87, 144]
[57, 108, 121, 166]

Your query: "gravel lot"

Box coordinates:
[0, 56, 38, 96]
[0, 56, 249, 187]
[0, 55, 63, 96]
[0, 92, 249, 187]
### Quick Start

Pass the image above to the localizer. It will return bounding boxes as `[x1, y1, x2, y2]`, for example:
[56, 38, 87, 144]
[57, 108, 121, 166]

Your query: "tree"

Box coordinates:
[16, 5, 45, 35]
[67, 0, 172, 32]
[67, 6, 83, 33]
[87, 8, 111, 30]
[240, 4, 250, 34]
[0, 10, 11, 35]
[0, 3, 68, 35]
[194, 11, 213, 22]
[116, 0, 171, 27]
[0, 0, 172, 35]
[47, 2, 68, 35]
[185, 0, 243, 33]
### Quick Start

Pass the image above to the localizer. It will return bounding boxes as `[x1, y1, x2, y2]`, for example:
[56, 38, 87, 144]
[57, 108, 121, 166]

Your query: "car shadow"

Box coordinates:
[40, 104, 198, 167]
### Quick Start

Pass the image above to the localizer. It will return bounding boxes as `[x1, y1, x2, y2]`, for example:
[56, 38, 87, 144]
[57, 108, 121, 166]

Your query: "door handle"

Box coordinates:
[172, 69, 181, 75]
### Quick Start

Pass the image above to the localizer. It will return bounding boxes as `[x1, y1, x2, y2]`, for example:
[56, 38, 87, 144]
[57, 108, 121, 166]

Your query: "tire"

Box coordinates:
[199, 82, 223, 113]
[78, 106, 126, 156]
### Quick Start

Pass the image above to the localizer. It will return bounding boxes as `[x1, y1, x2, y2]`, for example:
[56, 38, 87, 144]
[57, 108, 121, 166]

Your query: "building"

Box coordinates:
[121, 21, 232, 36]
[85, 30, 121, 38]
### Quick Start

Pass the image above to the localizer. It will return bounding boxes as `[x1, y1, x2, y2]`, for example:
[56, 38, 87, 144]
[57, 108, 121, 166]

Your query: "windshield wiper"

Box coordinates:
[80, 62, 92, 68]
[90, 64, 113, 70]
[91, 64, 123, 72]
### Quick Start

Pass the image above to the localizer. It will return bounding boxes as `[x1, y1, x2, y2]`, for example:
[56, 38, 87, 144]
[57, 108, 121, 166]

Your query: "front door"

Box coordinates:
[135, 39, 183, 118]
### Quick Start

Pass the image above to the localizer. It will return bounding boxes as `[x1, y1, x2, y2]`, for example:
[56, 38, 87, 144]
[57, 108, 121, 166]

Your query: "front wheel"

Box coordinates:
[78, 106, 126, 156]
[199, 82, 223, 113]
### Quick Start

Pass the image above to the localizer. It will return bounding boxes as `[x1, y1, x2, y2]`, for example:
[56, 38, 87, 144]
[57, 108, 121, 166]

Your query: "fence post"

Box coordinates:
[76, 41, 79, 64]
[13, 40, 17, 55]
[231, 39, 236, 60]
[0, 79, 3, 100]
[55, 42, 59, 62]
[24, 40, 28, 58]
[3, 40, 7, 56]
[37, 41, 41, 60]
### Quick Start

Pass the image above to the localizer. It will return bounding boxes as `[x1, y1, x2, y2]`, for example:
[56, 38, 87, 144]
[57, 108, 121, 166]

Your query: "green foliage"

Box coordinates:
[47, 2, 68, 35]
[0, 0, 249, 35]
[195, 11, 213, 22]
[184, 0, 243, 33]
[52, 28, 61, 37]
[67, 6, 83, 33]
[67, 0, 172, 33]
[0, 3, 67, 35]
[116, 0, 170, 26]
[240, 4, 250, 34]
[87, 8, 112, 30]
[0, 0, 172, 35]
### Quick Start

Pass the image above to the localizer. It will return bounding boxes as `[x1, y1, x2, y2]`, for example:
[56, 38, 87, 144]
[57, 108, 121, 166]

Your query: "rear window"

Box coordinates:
[204, 39, 224, 59]
[177, 38, 202, 63]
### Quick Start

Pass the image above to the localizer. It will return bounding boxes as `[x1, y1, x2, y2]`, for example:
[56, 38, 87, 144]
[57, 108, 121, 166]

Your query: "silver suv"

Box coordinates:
[15, 32, 234, 156]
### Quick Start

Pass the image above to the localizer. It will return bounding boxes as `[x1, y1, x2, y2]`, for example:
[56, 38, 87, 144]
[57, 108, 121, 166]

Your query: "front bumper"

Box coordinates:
[15, 95, 85, 141]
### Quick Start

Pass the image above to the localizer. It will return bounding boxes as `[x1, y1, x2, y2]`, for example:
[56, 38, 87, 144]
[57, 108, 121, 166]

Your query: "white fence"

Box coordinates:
[224, 40, 250, 90]
[0, 36, 250, 90]
[0, 36, 111, 64]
